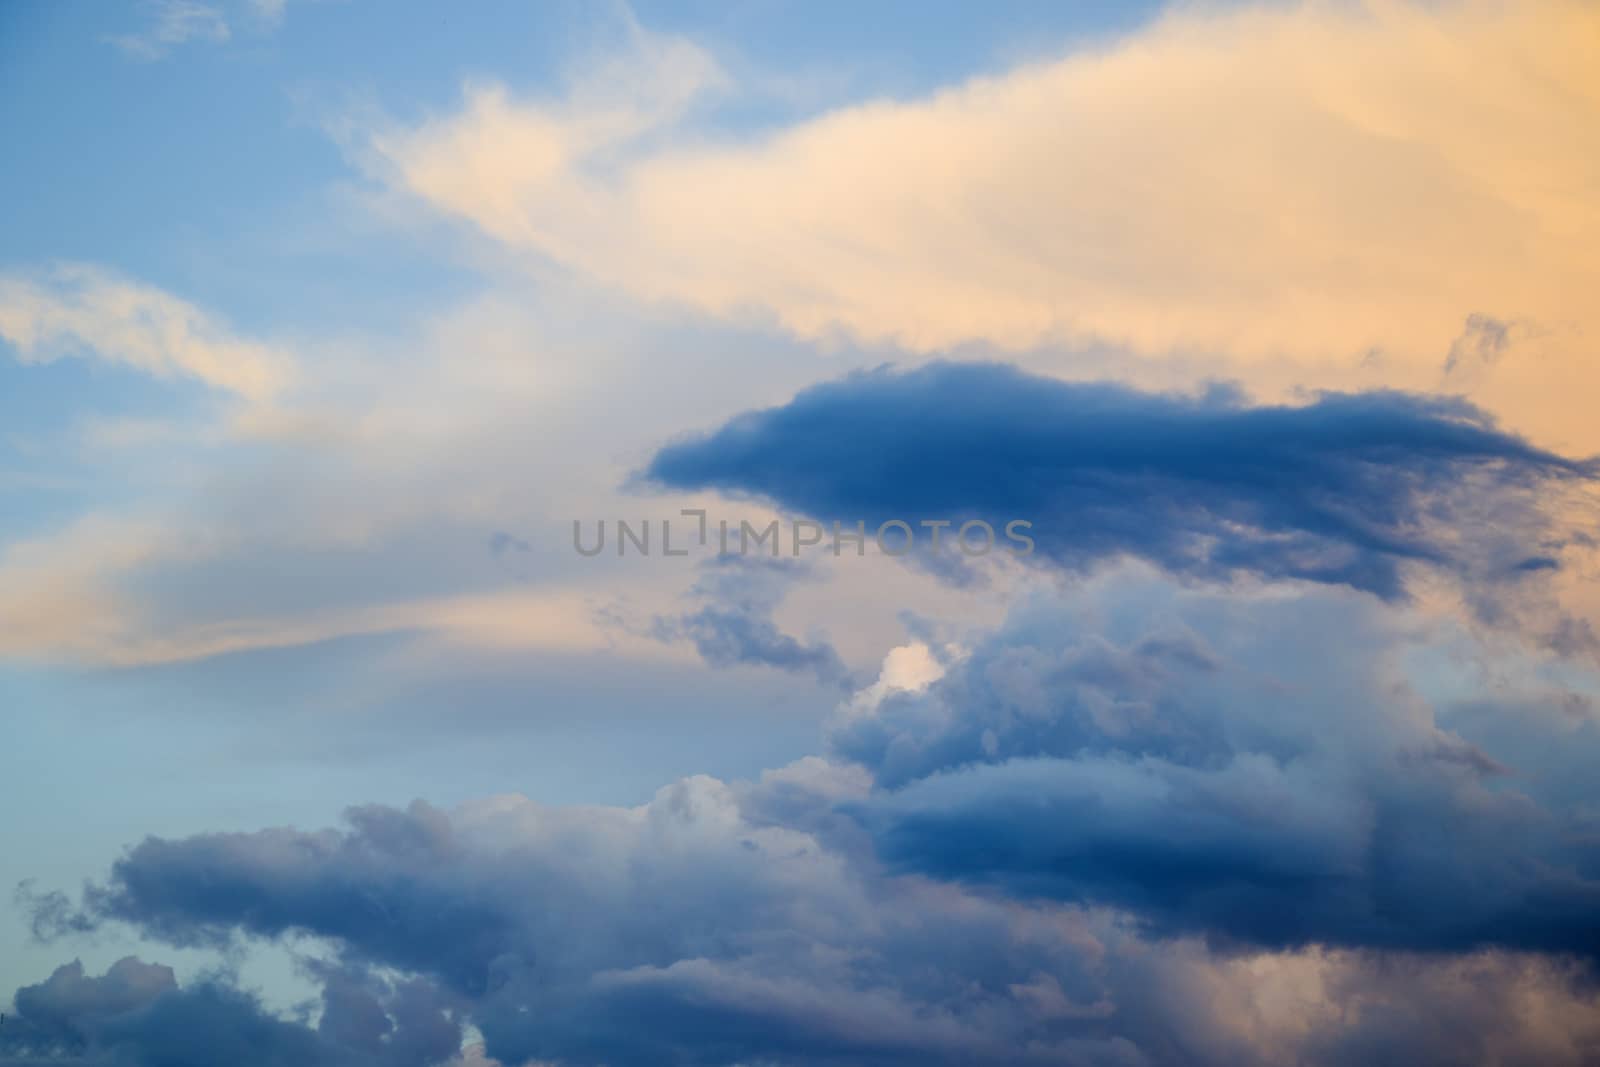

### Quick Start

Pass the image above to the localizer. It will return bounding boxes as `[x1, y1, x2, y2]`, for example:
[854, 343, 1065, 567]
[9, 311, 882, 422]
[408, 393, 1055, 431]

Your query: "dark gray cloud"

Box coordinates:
[832, 574, 1600, 958]
[644, 362, 1595, 599]
[646, 556, 851, 686]
[21, 771, 1191, 1066]
[5, 957, 177, 1058]
[14, 576, 1600, 1064]
[78, 802, 517, 997]
[16, 639, 1600, 1067]
[0, 957, 458, 1067]
[1443, 312, 1541, 379]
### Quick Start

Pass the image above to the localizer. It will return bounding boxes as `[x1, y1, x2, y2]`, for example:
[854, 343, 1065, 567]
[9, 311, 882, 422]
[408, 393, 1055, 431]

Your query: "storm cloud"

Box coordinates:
[645, 362, 1596, 599]
[16, 760, 1600, 1067]
[832, 573, 1600, 958]
[17, 572, 1600, 1065]
[0, 957, 459, 1067]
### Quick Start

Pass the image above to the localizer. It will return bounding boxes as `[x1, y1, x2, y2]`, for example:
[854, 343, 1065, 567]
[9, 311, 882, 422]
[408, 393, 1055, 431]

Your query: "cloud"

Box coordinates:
[643, 557, 851, 685]
[644, 362, 1596, 600]
[6, 958, 178, 1050]
[1443, 313, 1535, 380]
[28, 776, 1162, 1065]
[0, 514, 187, 666]
[368, 24, 724, 247]
[830, 571, 1600, 958]
[0, 493, 689, 668]
[0, 265, 293, 400]
[0, 957, 460, 1066]
[10, 5, 1600, 1065]
[371, 1, 1600, 442]
[17, 575, 1600, 1062]
[249, 0, 288, 27]
[18, 726, 1600, 1065]
[0, 269, 760, 669]
[107, 1, 230, 61]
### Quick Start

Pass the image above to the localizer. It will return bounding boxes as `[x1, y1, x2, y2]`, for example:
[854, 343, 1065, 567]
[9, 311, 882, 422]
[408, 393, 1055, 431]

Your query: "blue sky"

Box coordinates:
[4, 2, 1600, 1065]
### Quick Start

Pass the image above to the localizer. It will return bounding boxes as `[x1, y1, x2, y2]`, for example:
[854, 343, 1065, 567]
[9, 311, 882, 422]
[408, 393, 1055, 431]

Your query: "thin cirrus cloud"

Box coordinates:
[0, 265, 294, 401]
[372, 1, 1600, 445]
[0, 507, 673, 667]
[644, 362, 1597, 603]
[0, 266, 698, 669]
[105, 0, 293, 61]
[106, 1, 230, 61]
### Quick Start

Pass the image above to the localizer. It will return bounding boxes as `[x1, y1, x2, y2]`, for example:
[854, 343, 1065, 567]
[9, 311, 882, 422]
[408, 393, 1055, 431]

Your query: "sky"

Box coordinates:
[3, 1, 1600, 1064]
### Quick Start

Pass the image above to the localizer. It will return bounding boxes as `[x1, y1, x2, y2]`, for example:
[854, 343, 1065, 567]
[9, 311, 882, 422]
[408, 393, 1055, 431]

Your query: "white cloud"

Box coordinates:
[0, 265, 294, 400]
[249, 0, 288, 26]
[107, 1, 231, 60]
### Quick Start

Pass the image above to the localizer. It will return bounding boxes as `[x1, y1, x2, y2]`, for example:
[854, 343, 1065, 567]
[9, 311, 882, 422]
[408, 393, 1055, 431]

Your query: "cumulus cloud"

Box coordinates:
[645, 362, 1596, 601]
[0, 265, 293, 400]
[22, 777, 1172, 1065]
[831, 571, 1600, 958]
[15, 754, 1600, 1064]
[17, 575, 1600, 1063]
[0, 957, 459, 1066]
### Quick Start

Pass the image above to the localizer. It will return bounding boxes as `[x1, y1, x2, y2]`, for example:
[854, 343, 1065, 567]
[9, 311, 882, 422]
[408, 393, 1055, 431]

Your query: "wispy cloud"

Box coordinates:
[0, 265, 294, 400]
[107, 0, 231, 60]
[249, 0, 289, 27]
[645, 556, 852, 686]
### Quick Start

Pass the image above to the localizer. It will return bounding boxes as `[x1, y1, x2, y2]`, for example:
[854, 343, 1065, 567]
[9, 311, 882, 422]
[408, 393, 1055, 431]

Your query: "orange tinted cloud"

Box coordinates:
[378, 2, 1600, 448]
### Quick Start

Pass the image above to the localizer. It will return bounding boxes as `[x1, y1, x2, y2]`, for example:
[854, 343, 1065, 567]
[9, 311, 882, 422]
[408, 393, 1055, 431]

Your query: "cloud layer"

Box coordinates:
[9, 5, 1600, 1066]
[17, 573, 1600, 1065]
